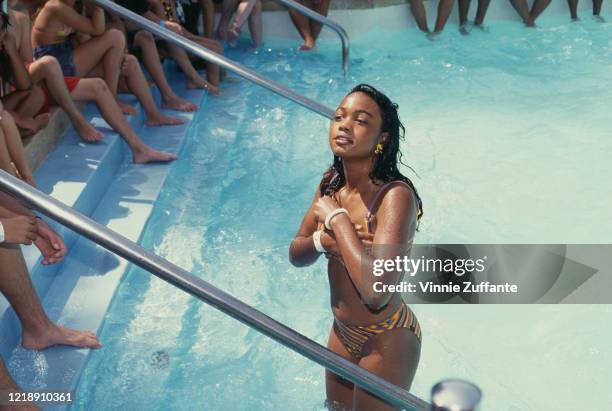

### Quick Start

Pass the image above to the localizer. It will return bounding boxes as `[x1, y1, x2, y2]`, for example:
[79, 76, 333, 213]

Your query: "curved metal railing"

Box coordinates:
[273, 0, 350, 75]
[93, 0, 335, 119]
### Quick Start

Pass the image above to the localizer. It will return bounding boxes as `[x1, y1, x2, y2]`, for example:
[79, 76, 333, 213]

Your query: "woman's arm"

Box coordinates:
[289, 188, 323, 267]
[1, 33, 31, 90]
[44, 0, 105, 36]
[319, 186, 416, 309]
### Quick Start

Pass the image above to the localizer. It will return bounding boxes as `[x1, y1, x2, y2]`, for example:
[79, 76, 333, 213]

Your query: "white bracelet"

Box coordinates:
[312, 230, 325, 253]
[0, 221, 4, 244]
[325, 208, 349, 230]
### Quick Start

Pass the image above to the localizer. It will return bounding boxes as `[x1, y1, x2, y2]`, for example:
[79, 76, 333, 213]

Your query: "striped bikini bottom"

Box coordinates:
[334, 304, 422, 360]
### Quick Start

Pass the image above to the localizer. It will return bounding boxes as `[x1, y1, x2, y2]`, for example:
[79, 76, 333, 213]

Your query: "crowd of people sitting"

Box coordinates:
[0, 0, 234, 407]
[0, 0, 606, 407]
[419, 0, 605, 37]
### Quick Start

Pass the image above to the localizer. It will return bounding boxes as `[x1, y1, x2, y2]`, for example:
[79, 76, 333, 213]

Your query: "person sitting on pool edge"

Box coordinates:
[28, 0, 184, 124]
[567, 0, 605, 22]
[408, 0, 454, 38]
[458, 0, 491, 34]
[290, 84, 423, 411]
[529, 0, 552, 24]
[215, 0, 262, 49]
[0, 193, 102, 351]
[287, 0, 330, 50]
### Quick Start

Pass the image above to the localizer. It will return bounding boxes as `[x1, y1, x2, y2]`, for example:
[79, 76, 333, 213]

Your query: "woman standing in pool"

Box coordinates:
[290, 84, 423, 411]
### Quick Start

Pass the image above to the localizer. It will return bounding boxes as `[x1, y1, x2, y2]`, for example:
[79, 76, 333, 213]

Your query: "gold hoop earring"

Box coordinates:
[375, 143, 383, 155]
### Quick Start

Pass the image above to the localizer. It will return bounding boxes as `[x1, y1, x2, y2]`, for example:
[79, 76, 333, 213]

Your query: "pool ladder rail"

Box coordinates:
[0, 172, 485, 411]
[93, 0, 346, 120]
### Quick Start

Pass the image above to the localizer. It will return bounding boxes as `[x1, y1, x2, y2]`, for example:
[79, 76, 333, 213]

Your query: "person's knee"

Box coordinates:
[105, 28, 127, 49]
[253, 0, 262, 14]
[0, 110, 15, 124]
[34, 55, 62, 75]
[122, 54, 139, 74]
[91, 78, 110, 98]
[134, 30, 154, 46]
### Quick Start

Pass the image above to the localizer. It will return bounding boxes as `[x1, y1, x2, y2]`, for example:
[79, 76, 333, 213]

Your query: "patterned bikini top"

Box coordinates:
[335, 180, 419, 234]
[326, 180, 419, 265]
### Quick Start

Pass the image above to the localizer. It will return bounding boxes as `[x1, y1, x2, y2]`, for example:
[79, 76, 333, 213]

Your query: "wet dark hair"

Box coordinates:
[319, 84, 423, 222]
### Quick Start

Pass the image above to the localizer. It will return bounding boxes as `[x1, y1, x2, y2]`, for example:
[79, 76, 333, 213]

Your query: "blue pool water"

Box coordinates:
[75, 17, 612, 410]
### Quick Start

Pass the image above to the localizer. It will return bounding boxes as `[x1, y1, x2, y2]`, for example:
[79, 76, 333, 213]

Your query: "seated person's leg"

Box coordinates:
[201, 0, 215, 38]
[228, 0, 258, 44]
[71, 29, 126, 106]
[216, 0, 241, 41]
[474, 0, 491, 26]
[27, 56, 104, 142]
[1, 87, 48, 137]
[0, 243, 101, 350]
[593, 0, 604, 20]
[132, 31, 197, 112]
[509, 0, 534, 26]
[69, 78, 178, 163]
[0, 110, 34, 186]
[118, 54, 184, 126]
[310, 0, 331, 42]
[458, 0, 471, 29]
[530, 0, 552, 22]
[247, 0, 263, 48]
[433, 0, 455, 33]
[409, 0, 430, 32]
[165, 43, 220, 94]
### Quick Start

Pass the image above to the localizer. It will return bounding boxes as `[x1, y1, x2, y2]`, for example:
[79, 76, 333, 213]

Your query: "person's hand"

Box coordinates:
[1, 216, 38, 245]
[34, 219, 67, 265]
[355, 224, 374, 246]
[165, 21, 185, 36]
[120, 53, 129, 72]
[320, 224, 374, 256]
[313, 196, 341, 225]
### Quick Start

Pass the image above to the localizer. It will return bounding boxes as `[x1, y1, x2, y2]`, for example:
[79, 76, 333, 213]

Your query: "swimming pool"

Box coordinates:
[75, 16, 612, 410]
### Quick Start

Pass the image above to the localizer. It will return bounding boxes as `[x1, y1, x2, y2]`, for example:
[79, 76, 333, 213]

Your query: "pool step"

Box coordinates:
[0, 96, 144, 360]
[1, 70, 206, 406]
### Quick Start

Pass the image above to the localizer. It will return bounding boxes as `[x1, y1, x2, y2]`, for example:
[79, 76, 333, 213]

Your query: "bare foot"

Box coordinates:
[593, 15, 606, 23]
[117, 99, 137, 116]
[22, 324, 102, 350]
[17, 113, 51, 137]
[186, 77, 221, 95]
[298, 38, 315, 51]
[227, 25, 240, 47]
[146, 112, 184, 127]
[74, 119, 104, 142]
[161, 95, 198, 112]
[427, 32, 441, 41]
[133, 147, 177, 164]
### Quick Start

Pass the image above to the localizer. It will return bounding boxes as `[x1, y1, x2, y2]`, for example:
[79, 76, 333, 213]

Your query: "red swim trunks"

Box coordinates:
[21, 62, 81, 115]
[38, 76, 81, 115]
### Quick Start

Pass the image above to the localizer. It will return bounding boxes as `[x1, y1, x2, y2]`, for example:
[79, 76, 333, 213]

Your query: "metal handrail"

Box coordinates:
[273, 0, 350, 75]
[0, 171, 430, 410]
[92, 0, 334, 119]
